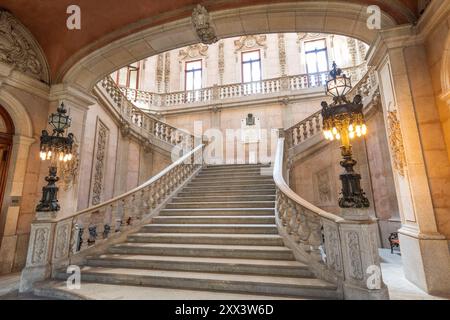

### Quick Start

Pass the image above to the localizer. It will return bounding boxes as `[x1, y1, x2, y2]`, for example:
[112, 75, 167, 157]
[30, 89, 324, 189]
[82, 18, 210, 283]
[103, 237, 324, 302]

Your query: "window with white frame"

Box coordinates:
[242, 50, 262, 83]
[115, 63, 140, 89]
[305, 39, 328, 73]
[185, 60, 202, 91]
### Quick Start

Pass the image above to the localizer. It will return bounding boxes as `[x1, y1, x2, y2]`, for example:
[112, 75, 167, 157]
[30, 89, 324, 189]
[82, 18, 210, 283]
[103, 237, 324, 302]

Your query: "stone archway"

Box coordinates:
[0, 90, 35, 274]
[60, 2, 397, 91]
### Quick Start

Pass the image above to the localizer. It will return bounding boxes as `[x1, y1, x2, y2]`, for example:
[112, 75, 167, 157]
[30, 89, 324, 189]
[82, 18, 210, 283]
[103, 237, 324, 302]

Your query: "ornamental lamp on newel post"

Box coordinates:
[321, 62, 370, 214]
[36, 102, 74, 213]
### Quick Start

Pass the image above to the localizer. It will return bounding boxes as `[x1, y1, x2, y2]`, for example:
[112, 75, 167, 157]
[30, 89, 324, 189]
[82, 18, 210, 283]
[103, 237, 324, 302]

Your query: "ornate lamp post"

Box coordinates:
[321, 62, 370, 209]
[36, 102, 74, 212]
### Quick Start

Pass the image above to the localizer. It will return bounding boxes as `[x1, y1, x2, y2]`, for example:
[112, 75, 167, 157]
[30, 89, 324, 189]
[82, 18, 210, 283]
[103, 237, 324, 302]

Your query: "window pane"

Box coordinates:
[186, 60, 201, 70]
[129, 70, 138, 89]
[242, 51, 260, 62]
[186, 73, 194, 91]
[251, 62, 261, 81]
[243, 63, 252, 82]
[118, 68, 127, 86]
[193, 70, 202, 89]
[306, 53, 318, 73]
[305, 39, 326, 52]
[317, 51, 328, 72]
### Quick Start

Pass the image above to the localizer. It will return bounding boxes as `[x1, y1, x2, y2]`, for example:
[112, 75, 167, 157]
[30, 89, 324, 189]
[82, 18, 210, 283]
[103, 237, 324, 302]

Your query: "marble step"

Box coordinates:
[108, 243, 294, 260]
[151, 215, 276, 225]
[183, 184, 276, 191]
[166, 201, 275, 209]
[54, 267, 339, 299]
[187, 182, 276, 189]
[127, 233, 284, 246]
[85, 254, 313, 278]
[194, 174, 272, 181]
[177, 189, 275, 197]
[139, 224, 278, 234]
[171, 195, 276, 202]
[199, 168, 266, 175]
[159, 208, 275, 216]
[205, 164, 270, 170]
[34, 281, 305, 300]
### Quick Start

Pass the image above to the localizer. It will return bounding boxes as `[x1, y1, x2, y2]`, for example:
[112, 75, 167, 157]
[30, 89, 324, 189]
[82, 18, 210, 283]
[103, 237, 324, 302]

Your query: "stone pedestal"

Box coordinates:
[339, 208, 390, 300]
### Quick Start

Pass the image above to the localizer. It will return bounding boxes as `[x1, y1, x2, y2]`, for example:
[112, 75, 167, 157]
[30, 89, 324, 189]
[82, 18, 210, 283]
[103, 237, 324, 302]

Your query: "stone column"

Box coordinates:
[368, 26, 450, 294]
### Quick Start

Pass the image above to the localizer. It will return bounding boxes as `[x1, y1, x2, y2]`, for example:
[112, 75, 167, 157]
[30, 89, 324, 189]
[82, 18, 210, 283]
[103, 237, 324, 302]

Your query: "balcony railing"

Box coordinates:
[120, 63, 368, 109]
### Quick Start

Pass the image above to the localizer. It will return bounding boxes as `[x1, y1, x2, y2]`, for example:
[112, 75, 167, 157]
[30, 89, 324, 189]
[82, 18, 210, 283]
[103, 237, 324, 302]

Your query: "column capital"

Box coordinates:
[49, 83, 97, 111]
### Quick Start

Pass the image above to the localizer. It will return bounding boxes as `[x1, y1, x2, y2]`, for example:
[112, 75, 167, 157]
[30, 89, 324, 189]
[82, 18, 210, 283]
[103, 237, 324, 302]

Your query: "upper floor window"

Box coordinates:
[185, 60, 202, 91]
[305, 39, 328, 74]
[116, 63, 140, 89]
[242, 50, 262, 83]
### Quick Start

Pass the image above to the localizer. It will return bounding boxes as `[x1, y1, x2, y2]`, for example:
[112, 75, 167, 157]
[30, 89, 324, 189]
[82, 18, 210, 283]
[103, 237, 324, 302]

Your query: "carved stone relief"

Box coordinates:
[53, 222, 70, 260]
[156, 54, 164, 92]
[90, 120, 109, 205]
[278, 34, 286, 76]
[234, 35, 267, 58]
[387, 110, 407, 176]
[346, 231, 364, 280]
[191, 5, 218, 45]
[218, 41, 224, 85]
[59, 142, 79, 191]
[179, 44, 208, 61]
[347, 37, 357, 66]
[164, 52, 171, 93]
[314, 167, 333, 205]
[0, 9, 49, 82]
[31, 227, 49, 265]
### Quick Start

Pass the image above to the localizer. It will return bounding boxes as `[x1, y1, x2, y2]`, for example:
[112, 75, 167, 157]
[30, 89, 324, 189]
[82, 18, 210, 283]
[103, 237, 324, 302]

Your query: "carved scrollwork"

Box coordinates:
[387, 110, 407, 176]
[91, 121, 109, 205]
[0, 9, 49, 82]
[234, 35, 267, 54]
[191, 5, 218, 45]
[346, 231, 364, 280]
[179, 44, 208, 61]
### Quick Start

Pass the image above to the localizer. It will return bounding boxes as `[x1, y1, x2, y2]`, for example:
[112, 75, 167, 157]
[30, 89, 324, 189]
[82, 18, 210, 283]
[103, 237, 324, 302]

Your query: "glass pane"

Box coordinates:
[306, 53, 318, 73]
[193, 70, 202, 89]
[317, 51, 328, 72]
[186, 72, 194, 91]
[118, 68, 127, 86]
[129, 70, 138, 89]
[186, 60, 202, 71]
[251, 61, 261, 81]
[243, 63, 252, 82]
[305, 39, 326, 52]
[242, 51, 260, 62]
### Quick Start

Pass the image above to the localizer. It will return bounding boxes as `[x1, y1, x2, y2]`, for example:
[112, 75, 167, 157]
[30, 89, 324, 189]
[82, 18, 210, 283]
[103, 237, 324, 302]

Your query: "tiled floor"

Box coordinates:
[1, 250, 449, 300]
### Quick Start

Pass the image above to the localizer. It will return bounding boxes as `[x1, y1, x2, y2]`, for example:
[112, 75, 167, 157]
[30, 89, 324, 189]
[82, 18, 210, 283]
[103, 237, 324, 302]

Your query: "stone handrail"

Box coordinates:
[273, 135, 388, 299]
[99, 76, 195, 148]
[119, 63, 368, 109]
[286, 67, 378, 149]
[20, 144, 204, 292]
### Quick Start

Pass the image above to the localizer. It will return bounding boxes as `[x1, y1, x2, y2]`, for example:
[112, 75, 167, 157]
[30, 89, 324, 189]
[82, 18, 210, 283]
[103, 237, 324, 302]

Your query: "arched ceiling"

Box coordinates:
[0, 0, 419, 83]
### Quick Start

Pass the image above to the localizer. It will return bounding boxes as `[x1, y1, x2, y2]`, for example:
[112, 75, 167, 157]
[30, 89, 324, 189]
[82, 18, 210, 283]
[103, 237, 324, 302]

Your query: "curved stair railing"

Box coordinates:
[273, 133, 388, 300]
[273, 66, 388, 299]
[98, 76, 195, 149]
[20, 144, 205, 292]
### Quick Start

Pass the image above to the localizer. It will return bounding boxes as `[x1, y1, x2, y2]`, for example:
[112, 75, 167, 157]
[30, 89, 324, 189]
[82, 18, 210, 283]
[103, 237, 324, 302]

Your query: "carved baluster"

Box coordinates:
[95, 209, 106, 242]
[122, 197, 132, 227]
[296, 126, 302, 145]
[301, 123, 307, 141]
[149, 184, 156, 210]
[308, 119, 314, 137]
[79, 215, 91, 251]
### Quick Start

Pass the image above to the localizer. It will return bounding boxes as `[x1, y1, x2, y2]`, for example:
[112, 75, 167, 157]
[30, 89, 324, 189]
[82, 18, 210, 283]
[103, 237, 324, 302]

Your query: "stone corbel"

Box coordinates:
[191, 5, 218, 45]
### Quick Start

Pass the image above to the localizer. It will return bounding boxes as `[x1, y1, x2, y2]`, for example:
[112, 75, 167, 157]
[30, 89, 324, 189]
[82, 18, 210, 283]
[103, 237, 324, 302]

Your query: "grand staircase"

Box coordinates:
[35, 164, 339, 300]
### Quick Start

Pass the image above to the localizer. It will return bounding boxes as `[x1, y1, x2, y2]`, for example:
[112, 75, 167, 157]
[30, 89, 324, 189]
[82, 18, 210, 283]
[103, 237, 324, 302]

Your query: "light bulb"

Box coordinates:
[47, 151, 52, 160]
[40, 152, 46, 161]
[357, 131, 362, 137]
[335, 133, 341, 140]
[349, 132, 355, 139]
[356, 125, 361, 133]
[59, 153, 64, 161]
[362, 124, 367, 135]
[68, 154, 73, 161]
[348, 124, 354, 132]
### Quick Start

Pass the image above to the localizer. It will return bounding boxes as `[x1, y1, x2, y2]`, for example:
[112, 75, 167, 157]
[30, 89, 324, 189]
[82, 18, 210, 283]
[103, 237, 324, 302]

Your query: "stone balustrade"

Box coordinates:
[273, 133, 388, 299]
[20, 144, 205, 292]
[119, 63, 368, 109]
[286, 67, 378, 149]
[99, 77, 195, 148]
